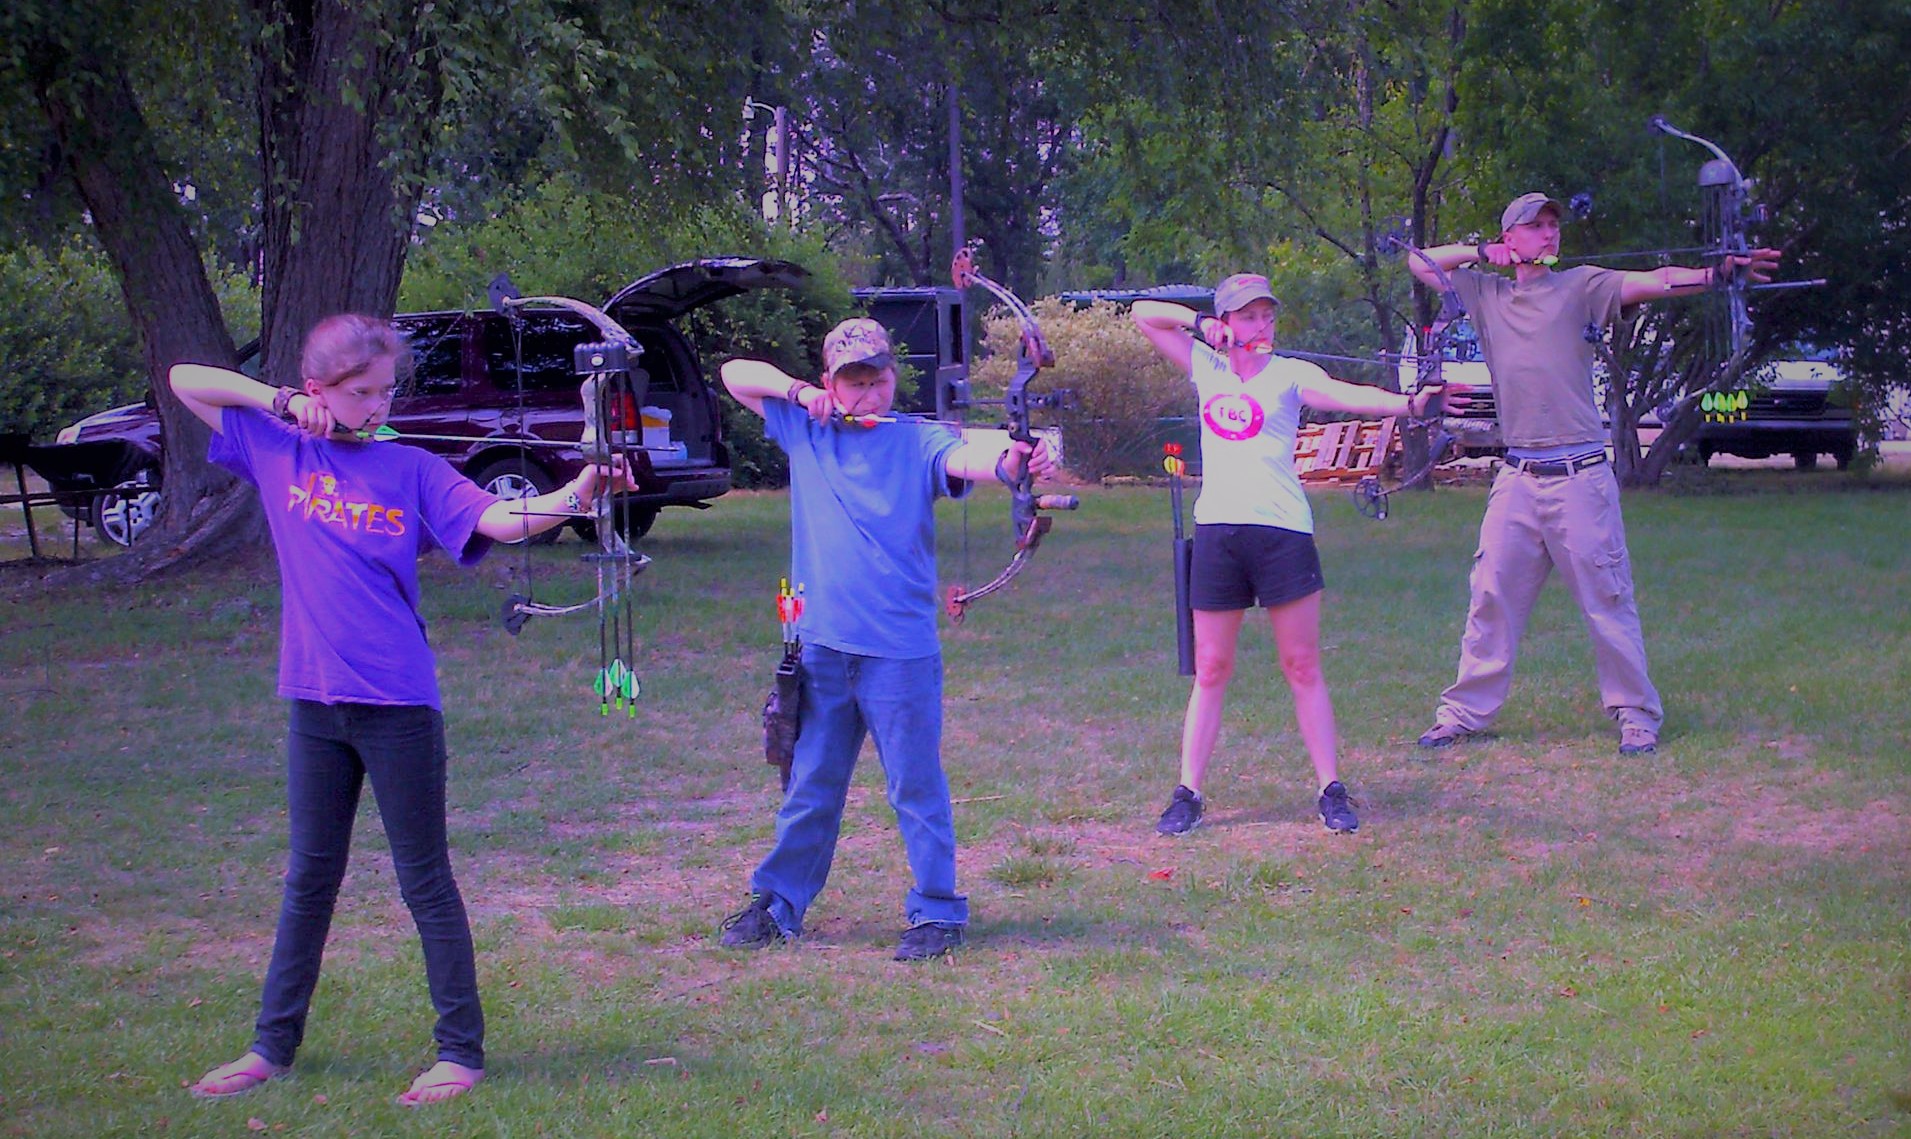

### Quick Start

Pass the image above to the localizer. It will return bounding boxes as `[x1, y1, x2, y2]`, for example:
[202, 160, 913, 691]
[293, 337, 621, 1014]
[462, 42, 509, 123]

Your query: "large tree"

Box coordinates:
[1, 0, 787, 575]
[1459, 0, 1911, 483]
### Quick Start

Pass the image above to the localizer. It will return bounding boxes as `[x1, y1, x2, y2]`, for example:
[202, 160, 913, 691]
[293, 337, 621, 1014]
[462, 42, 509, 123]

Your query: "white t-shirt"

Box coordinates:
[1189, 342, 1316, 533]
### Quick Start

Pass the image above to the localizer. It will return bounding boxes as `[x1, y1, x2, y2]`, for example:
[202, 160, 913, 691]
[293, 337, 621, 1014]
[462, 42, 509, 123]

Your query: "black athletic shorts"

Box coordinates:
[1190, 523, 1325, 610]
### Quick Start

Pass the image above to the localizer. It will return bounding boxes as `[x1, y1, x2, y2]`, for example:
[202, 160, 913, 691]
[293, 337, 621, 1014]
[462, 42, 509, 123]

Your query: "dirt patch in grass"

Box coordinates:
[1369, 735, 1911, 906]
[1722, 767, 1907, 853]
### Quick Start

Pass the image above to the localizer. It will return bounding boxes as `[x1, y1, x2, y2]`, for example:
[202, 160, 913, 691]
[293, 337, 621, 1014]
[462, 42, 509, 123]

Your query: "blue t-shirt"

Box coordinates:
[763, 399, 967, 658]
[211, 407, 496, 708]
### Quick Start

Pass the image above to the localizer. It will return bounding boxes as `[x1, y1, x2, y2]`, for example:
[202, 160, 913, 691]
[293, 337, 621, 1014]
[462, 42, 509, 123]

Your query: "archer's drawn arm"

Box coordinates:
[1615, 249, 1783, 306]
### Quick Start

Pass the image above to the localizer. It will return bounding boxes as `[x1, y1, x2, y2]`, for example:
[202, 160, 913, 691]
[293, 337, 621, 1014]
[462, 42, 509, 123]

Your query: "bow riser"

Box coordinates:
[944, 243, 1079, 623]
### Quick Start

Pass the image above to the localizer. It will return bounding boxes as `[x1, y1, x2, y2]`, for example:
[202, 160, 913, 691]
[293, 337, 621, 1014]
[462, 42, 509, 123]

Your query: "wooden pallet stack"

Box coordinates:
[1293, 417, 1399, 483]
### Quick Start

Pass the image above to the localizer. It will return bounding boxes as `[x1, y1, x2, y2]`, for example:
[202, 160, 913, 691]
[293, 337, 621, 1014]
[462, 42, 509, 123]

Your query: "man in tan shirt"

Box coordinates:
[1408, 193, 1779, 755]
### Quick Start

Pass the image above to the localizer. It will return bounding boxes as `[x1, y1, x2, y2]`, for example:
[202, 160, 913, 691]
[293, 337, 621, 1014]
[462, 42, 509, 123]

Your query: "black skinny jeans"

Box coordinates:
[251, 700, 484, 1069]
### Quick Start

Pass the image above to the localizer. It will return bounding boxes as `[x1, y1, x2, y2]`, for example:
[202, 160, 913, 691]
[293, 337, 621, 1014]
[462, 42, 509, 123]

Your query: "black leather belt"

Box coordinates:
[1506, 451, 1608, 477]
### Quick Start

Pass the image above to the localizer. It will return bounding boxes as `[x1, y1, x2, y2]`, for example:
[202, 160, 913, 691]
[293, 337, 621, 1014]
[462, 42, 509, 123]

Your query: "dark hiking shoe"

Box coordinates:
[1318, 781, 1360, 834]
[1155, 784, 1205, 836]
[718, 895, 788, 949]
[1619, 726, 1659, 755]
[894, 922, 964, 961]
[1416, 722, 1475, 749]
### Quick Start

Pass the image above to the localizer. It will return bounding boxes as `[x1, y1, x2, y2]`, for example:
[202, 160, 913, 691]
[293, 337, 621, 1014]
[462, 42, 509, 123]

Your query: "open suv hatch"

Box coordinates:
[40, 257, 807, 545]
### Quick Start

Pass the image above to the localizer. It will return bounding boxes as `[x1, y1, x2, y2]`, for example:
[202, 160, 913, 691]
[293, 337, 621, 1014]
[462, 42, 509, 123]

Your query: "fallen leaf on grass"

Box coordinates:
[247, 1119, 266, 1132]
[1148, 867, 1174, 881]
[815, 1109, 829, 1123]
[311, 1094, 327, 1105]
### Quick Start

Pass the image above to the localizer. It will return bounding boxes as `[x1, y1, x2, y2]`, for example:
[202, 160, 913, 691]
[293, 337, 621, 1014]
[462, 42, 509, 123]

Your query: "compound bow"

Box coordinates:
[1643, 116, 1825, 383]
[944, 243, 1079, 623]
[488, 275, 652, 715]
[1563, 118, 1825, 445]
[1351, 235, 1461, 520]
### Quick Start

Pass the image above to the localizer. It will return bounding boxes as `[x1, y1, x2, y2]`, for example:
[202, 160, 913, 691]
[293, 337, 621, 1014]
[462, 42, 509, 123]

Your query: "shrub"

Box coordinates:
[971, 298, 1195, 481]
[0, 236, 257, 440]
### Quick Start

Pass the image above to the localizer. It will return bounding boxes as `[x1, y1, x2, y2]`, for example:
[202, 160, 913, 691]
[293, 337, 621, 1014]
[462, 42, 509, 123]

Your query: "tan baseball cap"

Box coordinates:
[1212, 273, 1280, 317]
[1500, 192, 1564, 232]
[822, 317, 894, 375]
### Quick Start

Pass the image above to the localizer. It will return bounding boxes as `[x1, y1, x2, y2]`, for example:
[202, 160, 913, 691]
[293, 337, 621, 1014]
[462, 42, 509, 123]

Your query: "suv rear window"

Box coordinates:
[402, 316, 468, 397]
[481, 311, 597, 394]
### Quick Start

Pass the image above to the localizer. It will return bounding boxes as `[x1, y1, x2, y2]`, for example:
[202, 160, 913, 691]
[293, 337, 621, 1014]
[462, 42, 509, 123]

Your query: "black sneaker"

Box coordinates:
[894, 922, 964, 961]
[1416, 722, 1474, 749]
[718, 895, 788, 949]
[1155, 784, 1204, 836]
[1318, 781, 1359, 834]
[1618, 725, 1659, 755]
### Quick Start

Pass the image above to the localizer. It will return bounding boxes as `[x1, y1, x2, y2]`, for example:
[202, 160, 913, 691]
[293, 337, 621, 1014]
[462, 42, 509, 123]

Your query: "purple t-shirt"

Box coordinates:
[210, 407, 496, 708]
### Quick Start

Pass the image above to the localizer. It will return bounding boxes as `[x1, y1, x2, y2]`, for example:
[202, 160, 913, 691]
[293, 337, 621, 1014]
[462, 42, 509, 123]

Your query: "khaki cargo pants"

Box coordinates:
[1434, 462, 1663, 734]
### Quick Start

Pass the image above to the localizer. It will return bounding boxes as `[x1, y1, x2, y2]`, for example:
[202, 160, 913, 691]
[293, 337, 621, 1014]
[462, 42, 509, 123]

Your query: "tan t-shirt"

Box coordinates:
[1450, 266, 1626, 449]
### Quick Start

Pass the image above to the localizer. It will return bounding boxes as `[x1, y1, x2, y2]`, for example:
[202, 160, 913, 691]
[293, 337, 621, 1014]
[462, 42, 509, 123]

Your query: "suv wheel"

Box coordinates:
[614, 504, 659, 541]
[470, 457, 562, 545]
[1792, 450, 1820, 470]
[93, 482, 161, 547]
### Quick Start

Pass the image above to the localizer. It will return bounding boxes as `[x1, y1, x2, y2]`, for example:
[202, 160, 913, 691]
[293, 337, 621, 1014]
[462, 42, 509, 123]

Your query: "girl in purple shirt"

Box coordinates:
[170, 315, 628, 1106]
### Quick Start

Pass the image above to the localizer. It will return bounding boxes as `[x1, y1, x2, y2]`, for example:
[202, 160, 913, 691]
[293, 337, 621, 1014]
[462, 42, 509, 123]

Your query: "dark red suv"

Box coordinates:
[42, 258, 806, 545]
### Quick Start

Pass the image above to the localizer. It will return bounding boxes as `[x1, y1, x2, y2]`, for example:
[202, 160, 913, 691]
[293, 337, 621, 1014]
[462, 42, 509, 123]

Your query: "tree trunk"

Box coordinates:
[31, 38, 265, 582]
[253, 0, 432, 384]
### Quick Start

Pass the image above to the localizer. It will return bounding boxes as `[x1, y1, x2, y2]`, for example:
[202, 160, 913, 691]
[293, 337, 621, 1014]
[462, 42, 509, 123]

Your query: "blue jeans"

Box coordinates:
[252, 701, 484, 1069]
[753, 647, 967, 935]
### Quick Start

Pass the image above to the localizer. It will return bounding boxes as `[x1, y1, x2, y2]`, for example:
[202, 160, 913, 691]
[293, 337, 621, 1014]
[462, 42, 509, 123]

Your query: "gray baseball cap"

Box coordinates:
[1500, 192, 1564, 232]
[1212, 273, 1280, 316]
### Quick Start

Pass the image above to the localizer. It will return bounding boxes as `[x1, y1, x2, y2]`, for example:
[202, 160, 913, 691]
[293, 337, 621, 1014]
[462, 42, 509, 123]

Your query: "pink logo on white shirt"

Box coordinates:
[1202, 392, 1265, 441]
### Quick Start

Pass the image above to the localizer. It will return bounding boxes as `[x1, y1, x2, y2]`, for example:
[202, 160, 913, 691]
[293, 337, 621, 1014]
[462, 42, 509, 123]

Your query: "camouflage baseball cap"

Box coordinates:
[822, 317, 895, 375]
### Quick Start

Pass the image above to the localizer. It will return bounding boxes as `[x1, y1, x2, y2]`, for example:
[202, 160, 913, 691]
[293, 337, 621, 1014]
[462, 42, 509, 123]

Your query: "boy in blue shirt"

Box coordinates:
[717, 318, 1053, 961]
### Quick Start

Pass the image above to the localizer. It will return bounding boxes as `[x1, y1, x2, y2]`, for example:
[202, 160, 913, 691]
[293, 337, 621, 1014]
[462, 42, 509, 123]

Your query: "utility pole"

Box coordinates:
[947, 82, 963, 252]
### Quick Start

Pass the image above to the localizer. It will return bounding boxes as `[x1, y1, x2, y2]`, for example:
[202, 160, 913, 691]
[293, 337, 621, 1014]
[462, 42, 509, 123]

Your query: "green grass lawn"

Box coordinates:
[2, 473, 1907, 1137]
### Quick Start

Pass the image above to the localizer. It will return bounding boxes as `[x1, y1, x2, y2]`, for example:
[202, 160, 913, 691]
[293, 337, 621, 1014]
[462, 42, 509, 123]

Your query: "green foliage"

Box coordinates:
[0, 238, 144, 437]
[0, 236, 258, 438]
[399, 174, 859, 488]
[972, 298, 1194, 480]
[1460, 0, 1911, 481]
